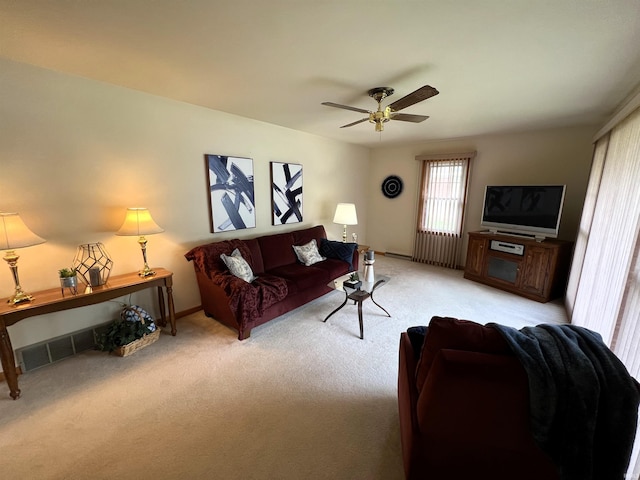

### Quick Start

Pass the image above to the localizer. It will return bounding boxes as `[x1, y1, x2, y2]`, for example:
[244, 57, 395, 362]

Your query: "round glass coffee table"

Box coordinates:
[323, 273, 391, 339]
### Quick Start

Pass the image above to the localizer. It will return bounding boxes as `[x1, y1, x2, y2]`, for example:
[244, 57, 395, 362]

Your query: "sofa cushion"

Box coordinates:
[268, 263, 330, 291]
[221, 248, 256, 283]
[243, 238, 264, 275]
[416, 317, 510, 392]
[293, 239, 325, 266]
[310, 258, 353, 280]
[292, 225, 327, 247]
[319, 239, 357, 270]
[257, 232, 297, 271]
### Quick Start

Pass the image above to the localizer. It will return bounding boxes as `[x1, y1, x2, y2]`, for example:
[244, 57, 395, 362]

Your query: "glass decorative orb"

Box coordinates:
[72, 243, 114, 287]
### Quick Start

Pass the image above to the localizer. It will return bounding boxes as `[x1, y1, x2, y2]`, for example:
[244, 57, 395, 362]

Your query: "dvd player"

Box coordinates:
[490, 240, 524, 256]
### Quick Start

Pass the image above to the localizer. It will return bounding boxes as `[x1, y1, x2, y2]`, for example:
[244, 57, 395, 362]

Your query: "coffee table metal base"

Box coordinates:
[323, 278, 390, 339]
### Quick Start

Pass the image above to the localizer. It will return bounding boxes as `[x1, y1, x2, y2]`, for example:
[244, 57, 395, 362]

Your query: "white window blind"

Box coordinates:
[571, 107, 640, 345]
[567, 105, 640, 478]
[565, 134, 609, 316]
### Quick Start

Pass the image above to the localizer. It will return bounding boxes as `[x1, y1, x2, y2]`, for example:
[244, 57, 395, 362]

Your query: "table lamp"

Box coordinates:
[116, 208, 164, 277]
[0, 212, 46, 304]
[333, 203, 358, 242]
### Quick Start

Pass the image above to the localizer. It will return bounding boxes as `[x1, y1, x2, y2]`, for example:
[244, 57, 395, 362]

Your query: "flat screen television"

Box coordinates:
[480, 185, 566, 240]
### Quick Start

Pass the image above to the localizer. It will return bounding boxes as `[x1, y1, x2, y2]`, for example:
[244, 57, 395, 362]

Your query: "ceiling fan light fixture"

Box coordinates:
[370, 107, 391, 131]
[323, 84, 438, 133]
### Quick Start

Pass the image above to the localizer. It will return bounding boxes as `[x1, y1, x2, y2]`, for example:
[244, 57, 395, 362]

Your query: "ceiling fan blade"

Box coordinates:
[391, 113, 429, 123]
[387, 85, 439, 112]
[340, 118, 369, 128]
[322, 102, 370, 114]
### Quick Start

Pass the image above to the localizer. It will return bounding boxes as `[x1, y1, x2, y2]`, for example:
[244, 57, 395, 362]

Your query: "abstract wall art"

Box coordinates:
[270, 161, 303, 225]
[205, 154, 256, 233]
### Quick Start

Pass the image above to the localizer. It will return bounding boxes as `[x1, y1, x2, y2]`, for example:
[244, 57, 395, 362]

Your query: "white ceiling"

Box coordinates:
[1, 1, 640, 148]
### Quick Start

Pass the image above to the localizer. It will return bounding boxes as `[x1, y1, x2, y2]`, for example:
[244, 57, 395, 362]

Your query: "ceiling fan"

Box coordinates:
[322, 85, 439, 132]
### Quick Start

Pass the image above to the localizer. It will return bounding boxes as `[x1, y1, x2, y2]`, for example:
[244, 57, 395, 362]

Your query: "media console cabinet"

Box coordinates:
[0, 268, 176, 400]
[464, 231, 573, 303]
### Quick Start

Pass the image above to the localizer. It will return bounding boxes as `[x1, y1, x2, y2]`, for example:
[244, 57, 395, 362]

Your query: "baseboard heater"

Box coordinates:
[15, 322, 111, 372]
[385, 251, 413, 260]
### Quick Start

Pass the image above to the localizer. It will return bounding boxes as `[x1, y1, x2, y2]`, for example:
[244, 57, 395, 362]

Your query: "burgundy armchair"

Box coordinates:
[397, 317, 559, 480]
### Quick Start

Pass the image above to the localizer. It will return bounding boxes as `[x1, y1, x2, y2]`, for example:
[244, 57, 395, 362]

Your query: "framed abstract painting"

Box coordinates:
[205, 154, 256, 233]
[270, 161, 303, 225]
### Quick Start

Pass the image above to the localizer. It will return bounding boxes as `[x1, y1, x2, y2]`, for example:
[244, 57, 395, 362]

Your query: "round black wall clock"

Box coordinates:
[381, 175, 404, 198]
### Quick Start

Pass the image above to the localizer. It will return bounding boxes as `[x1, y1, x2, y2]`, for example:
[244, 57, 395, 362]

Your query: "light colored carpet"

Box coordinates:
[0, 256, 567, 479]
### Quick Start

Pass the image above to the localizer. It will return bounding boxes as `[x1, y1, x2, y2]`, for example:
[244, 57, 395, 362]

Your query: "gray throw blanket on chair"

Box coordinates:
[488, 323, 640, 480]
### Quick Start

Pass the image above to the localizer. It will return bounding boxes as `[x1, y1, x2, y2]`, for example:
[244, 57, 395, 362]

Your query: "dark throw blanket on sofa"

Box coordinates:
[489, 323, 640, 480]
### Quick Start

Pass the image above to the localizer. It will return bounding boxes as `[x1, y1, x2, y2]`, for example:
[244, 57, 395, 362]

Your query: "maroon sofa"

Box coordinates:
[185, 225, 358, 340]
[398, 316, 559, 480]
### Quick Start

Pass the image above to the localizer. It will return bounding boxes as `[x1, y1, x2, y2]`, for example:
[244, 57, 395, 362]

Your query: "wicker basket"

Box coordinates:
[112, 328, 161, 357]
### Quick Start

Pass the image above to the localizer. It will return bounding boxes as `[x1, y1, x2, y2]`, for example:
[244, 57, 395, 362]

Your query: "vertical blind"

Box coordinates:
[413, 152, 474, 268]
[566, 105, 640, 478]
[569, 107, 640, 344]
[565, 135, 609, 316]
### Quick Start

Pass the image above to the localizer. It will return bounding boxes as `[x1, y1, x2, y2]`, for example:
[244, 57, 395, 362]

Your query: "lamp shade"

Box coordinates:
[333, 203, 358, 225]
[116, 208, 164, 236]
[0, 213, 46, 250]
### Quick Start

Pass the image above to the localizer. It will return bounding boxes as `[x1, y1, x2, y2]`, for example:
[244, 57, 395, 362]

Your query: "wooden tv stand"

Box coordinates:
[463, 231, 573, 303]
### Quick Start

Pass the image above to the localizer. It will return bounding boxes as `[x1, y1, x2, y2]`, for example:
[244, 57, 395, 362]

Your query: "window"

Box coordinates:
[413, 152, 474, 268]
[418, 160, 469, 234]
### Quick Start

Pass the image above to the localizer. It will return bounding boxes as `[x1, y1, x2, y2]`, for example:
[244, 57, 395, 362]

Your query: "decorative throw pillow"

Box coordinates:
[120, 305, 157, 333]
[220, 248, 256, 283]
[319, 239, 357, 270]
[292, 239, 326, 266]
[406, 326, 428, 360]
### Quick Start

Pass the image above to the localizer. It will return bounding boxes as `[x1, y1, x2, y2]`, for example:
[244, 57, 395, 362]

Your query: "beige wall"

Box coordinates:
[367, 127, 597, 259]
[0, 57, 598, 363]
[0, 59, 370, 355]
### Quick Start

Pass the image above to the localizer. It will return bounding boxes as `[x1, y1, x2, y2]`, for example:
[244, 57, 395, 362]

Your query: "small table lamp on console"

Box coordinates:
[0, 212, 46, 304]
[116, 208, 164, 277]
[333, 203, 358, 243]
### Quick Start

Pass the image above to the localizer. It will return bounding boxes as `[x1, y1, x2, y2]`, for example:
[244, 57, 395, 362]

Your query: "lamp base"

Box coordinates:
[4, 250, 34, 304]
[138, 237, 156, 277]
[138, 266, 156, 278]
[7, 290, 34, 305]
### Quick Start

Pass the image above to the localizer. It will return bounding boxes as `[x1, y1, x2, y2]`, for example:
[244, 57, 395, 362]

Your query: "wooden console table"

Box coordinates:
[0, 268, 176, 400]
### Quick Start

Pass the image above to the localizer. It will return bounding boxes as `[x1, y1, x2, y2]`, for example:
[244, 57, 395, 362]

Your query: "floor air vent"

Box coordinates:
[16, 323, 110, 372]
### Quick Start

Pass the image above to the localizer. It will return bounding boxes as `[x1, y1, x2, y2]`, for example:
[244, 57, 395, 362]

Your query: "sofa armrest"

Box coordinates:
[193, 268, 243, 317]
[398, 332, 422, 477]
[398, 333, 420, 430]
